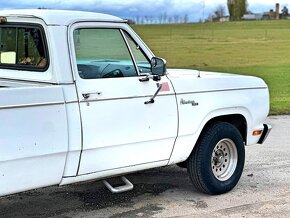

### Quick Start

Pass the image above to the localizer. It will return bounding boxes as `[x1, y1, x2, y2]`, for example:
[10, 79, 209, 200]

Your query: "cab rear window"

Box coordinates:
[0, 24, 48, 71]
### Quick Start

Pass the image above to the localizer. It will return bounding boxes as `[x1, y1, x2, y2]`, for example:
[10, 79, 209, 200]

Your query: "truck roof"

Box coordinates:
[0, 9, 124, 26]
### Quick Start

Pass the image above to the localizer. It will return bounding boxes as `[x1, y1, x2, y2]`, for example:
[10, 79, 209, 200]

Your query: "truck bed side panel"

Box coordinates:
[0, 86, 68, 196]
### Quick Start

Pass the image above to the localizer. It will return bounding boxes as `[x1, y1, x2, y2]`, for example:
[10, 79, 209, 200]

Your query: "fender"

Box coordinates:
[168, 107, 252, 165]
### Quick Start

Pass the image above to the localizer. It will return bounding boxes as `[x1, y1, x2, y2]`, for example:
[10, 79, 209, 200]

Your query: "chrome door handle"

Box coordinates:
[82, 91, 102, 100]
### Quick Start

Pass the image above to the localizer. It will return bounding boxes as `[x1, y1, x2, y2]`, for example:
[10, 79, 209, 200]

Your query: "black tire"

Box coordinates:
[187, 122, 245, 195]
[176, 161, 187, 168]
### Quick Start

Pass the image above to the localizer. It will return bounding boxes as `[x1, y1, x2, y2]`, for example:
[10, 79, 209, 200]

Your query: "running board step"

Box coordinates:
[103, 176, 134, 193]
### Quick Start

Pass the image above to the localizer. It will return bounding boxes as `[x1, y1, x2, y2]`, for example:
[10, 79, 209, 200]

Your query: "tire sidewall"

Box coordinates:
[197, 123, 245, 194]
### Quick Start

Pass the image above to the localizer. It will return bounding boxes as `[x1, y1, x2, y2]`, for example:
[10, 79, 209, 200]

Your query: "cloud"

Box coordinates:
[0, 0, 289, 21]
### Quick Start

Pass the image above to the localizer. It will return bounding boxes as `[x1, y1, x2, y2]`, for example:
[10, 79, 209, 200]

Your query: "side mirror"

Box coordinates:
[151, 57, 166, 76]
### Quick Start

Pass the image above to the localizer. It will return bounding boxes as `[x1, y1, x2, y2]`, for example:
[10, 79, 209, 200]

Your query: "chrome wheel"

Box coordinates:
[211, 138, 238, 181]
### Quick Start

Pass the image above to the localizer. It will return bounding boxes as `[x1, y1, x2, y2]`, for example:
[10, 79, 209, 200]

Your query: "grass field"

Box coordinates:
[132, 20, 290, 115]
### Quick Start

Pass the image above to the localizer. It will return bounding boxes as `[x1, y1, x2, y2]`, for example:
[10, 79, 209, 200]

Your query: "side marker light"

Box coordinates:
[253, 130, 262, 136]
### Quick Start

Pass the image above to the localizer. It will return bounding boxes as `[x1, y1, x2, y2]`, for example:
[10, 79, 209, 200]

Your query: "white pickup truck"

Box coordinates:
[0, 9, 271, 196]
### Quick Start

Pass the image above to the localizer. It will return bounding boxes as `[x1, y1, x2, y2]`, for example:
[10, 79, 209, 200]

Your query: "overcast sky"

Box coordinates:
[1, 0, 289, 22]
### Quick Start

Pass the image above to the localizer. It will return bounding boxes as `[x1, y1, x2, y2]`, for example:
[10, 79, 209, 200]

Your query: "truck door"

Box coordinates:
[70, 23, 178, 175]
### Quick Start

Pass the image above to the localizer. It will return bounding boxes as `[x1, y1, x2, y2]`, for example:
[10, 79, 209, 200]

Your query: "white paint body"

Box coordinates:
[0, 10, 270, 196]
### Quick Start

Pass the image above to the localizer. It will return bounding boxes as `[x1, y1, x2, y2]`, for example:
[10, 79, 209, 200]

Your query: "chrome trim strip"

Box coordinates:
[0, 77, 75, 85]
[177, 87, 267, 96]
[120, 29, 140, 76]
[65, 100, 79, 104]
[0, 77, 56, 85]
[79, 93, 175, 103]
[77, 87, 267, 103]
[69, 19, 127, 27]
[0, 101, 79, 110]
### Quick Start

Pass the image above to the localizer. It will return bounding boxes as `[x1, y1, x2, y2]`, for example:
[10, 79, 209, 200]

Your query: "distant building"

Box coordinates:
[262, 9, 277, 20]
[262, 3, 289, 20]
[243, 3, 289, 21]
[275, 3, 280, 19]
[220, 16, 230, 22]
[209, 16, 230, 23]
[242, 14, 263, 20]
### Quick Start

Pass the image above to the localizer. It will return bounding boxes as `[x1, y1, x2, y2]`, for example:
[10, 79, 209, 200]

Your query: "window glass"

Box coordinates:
[74, 28, 137, 79]
[0, 28, 17, 64]
[123, 31, 151, 74]
[0, 26, 48, 69]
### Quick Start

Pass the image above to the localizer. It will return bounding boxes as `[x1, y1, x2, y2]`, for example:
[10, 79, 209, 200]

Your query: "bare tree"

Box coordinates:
[214, 5, 226, 18]
[207, 14, 213, 22]
[135, 16, 140, 24]
[163, 13, 168, 24]
[149, 16, 154, 24]
[183, 14, 189, 23]
[159, 14, 163, 24]
[174, 15, 179, 23]
[144, 16, 149, 24]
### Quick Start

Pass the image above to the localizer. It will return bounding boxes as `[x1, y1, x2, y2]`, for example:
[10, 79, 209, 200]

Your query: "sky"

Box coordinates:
[0, 0, 289, 22]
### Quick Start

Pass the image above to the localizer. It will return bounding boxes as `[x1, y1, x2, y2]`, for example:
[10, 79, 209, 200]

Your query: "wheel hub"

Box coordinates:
[213, 151, 224, 166]
[211, 139, 238, 181]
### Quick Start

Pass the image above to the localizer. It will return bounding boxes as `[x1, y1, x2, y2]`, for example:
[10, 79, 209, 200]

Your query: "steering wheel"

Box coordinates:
[103, 69, 124, 78]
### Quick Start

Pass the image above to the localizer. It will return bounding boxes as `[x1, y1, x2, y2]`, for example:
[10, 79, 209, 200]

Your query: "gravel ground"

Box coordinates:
[0, 116, 289, 218]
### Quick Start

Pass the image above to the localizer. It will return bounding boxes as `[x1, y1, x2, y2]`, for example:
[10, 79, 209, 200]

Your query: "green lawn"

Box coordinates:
[132, 21, 290, 115]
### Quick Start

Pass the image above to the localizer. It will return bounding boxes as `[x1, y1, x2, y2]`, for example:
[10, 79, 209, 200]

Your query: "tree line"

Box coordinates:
[133, 0, 249, 24]
[132, 13, 189, 24]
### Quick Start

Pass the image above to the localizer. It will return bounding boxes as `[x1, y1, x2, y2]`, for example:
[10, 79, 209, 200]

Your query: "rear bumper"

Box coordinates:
[258, 124, 272, 144]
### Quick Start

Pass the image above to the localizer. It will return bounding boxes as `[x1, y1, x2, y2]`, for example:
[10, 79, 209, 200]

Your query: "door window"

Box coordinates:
[73, 28, 138, 79]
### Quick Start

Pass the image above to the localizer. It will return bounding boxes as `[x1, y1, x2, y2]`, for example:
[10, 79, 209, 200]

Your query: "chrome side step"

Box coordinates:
[103, 176, 134, 193]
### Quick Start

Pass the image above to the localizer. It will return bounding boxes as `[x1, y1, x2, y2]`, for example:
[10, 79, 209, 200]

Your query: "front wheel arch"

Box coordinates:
[176, 114, 247, 169]
[201, 114, 248, 144]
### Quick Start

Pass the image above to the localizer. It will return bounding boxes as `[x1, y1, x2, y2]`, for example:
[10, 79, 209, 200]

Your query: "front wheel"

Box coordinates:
[187, 122, 245, 195]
